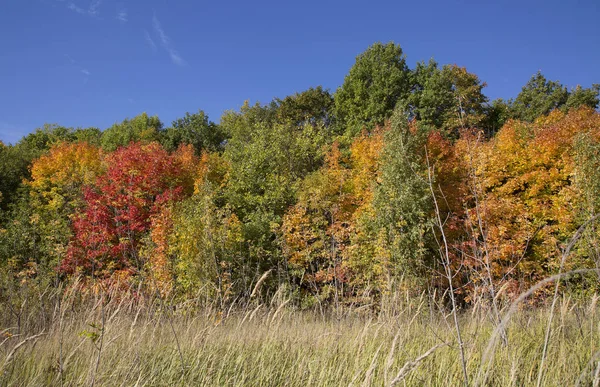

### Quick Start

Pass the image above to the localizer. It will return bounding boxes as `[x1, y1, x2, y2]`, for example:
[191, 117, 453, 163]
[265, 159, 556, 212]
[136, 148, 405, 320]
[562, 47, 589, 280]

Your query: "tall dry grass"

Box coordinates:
[1, 284, 599, 386]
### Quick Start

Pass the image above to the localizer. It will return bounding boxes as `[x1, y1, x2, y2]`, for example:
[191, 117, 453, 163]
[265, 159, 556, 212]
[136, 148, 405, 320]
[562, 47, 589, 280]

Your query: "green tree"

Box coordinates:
[223, 102, 331, 220]
[18, 124, 75, 150]
[510, 72, 599, 122]
[275, 86, 335, 130]
[0, 188, 44, 270]
[511, 71, 569, 122]
[483, 98, 512, 136]
[161, 110, 225, 154]
[565, 84, 600, 112]
[73, 127, 102, 145]
[0, 144, 31, 211]
[221, 100, 332, 284]
[370, 108, 433, 281]
[334, 42, 411, 138]
[401, 61, 488, 136]
[101, 113, 163, 151]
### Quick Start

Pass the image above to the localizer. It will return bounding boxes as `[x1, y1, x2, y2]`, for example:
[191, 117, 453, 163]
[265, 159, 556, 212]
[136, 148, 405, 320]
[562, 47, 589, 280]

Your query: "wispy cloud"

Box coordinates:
[65, 54, 92, 82]
[67, 2, 85, 14]
[152, 13, 186, 66]
[64, 0, 102, 17]
[88, 0, 102, 16]
[152, 14, 170, 46]
[65, 54, 76, 64]
[168, 51, 185, 66]
[116, 8, 128, 22]
[144, 30, 157, 52]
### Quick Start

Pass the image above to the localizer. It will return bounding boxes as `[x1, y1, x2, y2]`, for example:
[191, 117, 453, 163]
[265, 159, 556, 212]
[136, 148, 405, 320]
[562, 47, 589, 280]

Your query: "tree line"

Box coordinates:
[1, 42, 599, 308]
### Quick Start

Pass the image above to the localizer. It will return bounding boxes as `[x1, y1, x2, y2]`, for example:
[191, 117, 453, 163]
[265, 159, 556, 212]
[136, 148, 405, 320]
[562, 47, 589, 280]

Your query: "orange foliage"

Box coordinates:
[147, 204, 175, 295]
[29, 141, 104, 196]
[194, 151, 230, 193]
[450, 108, 600, 300]
[282, 128, 386, 298]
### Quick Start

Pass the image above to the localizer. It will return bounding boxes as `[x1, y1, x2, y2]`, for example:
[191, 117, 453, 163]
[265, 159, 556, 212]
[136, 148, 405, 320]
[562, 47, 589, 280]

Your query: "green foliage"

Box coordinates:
[0, 144, 32, 211]
[511, 71, 568, 122]
[18, 124, 76, 151]
[565, 84, 600, 111]
[0, 124, 78, 212]
[401, 61, 488, 136]
[370, 109, 433, 280]
[220, 101, 277, 141]
[509, 72, 599, 122]
[222, 101, 332, 220]
[221, 98, 333, 283]
[275, 86, 335, 130]
[169, 190, 244, 300]
[483, 98, 512, 136]
[334, 42, 410, 138]
[0, 189, 36, 268]
[161, 110, 225, 154]
[73, 127, 102, 145]
[101, 113, 163, 151]
[0, 187, 61, 284]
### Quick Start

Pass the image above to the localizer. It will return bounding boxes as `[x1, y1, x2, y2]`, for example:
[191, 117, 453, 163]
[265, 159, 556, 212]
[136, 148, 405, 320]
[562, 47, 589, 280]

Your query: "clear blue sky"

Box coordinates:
[1, 0, 598, 144]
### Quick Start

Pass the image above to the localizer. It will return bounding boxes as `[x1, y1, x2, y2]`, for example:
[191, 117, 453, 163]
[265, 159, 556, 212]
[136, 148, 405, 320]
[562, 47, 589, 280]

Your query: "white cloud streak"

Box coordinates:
[88, 0, 102, 16]
[65, 54, 92, 82]
[67, 2, 85, 14]
[144, 30, 157, 52]
[152, 13, 186, 66]
[64, 0, 102, 17]
[65, 53, 76, 64]
[117, 8, 128, 22]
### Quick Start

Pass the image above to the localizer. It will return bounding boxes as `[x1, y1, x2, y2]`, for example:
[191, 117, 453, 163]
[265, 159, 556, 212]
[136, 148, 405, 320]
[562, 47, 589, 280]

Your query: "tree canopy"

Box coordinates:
[1, 41, 599, 306]
[334, 42, 411, 138]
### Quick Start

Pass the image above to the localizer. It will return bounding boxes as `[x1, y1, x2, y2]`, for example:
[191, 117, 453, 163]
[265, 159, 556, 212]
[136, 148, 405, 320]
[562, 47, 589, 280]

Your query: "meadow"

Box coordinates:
[1, 284, 599, 386]
[2, 42, 600, 386]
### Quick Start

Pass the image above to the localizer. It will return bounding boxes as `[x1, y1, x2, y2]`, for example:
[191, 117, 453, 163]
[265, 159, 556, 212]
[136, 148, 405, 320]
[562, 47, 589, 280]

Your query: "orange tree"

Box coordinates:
[452, 108, 600, 300]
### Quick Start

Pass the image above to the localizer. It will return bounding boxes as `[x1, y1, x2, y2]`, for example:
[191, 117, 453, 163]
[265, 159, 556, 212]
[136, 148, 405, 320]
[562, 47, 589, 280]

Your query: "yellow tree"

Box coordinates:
[26, 141, 104, 272]
[166, 150, 243, 303]
[281, 129, 386, 305]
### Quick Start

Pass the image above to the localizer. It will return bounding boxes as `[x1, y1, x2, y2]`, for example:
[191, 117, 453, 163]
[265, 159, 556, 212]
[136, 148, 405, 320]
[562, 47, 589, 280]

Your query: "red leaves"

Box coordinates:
[61, 142, 193, 279]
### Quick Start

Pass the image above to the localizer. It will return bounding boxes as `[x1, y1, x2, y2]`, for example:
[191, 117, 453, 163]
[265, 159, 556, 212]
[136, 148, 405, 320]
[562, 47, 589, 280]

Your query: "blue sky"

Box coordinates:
[1, 0, 598, 144]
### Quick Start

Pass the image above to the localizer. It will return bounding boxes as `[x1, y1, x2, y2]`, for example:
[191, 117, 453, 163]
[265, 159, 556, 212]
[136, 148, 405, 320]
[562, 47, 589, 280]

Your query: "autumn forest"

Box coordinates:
[1, 42, 600, 385]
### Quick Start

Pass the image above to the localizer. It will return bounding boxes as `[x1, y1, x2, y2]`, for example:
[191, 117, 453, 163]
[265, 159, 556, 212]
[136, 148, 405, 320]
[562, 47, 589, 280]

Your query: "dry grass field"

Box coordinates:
[1, 285, 599, 386]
